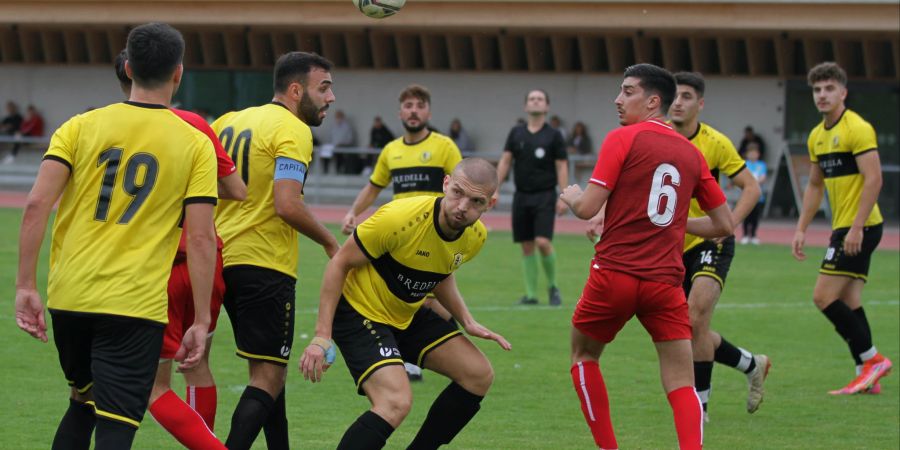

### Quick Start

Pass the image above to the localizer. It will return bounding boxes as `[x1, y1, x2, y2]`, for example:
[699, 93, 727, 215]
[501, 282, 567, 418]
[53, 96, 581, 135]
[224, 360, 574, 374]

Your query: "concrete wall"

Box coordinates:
[0, 65, 785, 165]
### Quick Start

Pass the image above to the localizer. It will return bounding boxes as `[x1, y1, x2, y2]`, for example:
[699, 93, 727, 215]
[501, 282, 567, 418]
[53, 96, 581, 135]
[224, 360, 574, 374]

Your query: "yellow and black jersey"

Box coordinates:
[683, 122, 747, 252]
[212, 102, 314, 278]
[807, 109, 882, 230]
[44, 101, 218, 323]
[370, 131, 462, 199]
[345, 196, 487, 329]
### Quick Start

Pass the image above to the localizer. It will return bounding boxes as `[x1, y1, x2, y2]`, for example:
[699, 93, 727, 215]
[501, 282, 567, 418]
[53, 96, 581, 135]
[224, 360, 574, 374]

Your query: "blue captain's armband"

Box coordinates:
[274, 157, 308, 184]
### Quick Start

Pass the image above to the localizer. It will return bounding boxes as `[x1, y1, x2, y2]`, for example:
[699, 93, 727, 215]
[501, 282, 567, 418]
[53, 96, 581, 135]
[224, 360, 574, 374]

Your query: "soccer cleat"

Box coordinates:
[703, 410, 710, 423]
[740, 236, 750, 245]
[746, 354, 771, 413]
[549, 287, 562, 306]
[517, 296, 538, 305]
[829, 354, 892, 395]
[404, 362, 423, 382]
[864, 382, 882, 395]
[751, 237, 761, 245]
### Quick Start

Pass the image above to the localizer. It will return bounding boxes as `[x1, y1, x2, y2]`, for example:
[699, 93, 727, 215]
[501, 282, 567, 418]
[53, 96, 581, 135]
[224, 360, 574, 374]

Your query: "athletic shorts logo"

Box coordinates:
[379, 347, 400, 358]
[535, 147, 546, 159]
[280, 345, 291, 357]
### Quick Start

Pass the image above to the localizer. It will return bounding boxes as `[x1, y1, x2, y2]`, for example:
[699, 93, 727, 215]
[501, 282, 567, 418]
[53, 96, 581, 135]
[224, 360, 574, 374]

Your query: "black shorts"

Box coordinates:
[512, 189, 557, 242]
[50, 310, 164, 428]
[222, 265, 296, 365]
[820, 224, 882, 281]
[332, 297, 461, 395]
[682, 236, 736, 294]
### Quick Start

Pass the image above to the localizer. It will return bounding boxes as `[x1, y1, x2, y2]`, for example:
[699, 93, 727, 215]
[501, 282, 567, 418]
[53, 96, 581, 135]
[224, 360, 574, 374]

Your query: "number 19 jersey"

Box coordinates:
[589, 119, 725, 286]
[212, 103, 314, 278]
[43, 101, 219, 323]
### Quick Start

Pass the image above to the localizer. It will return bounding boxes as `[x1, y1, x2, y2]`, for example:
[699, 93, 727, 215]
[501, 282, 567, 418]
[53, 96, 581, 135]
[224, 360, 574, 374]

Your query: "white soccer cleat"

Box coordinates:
[747, 354, 771, 413]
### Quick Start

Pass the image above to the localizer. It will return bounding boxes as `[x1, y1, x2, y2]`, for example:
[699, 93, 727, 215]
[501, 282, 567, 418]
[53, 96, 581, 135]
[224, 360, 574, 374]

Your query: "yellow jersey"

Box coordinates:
[370, 131, 462, 199]
[44, 101, 218, 323]
[683, 122, 746, 252]
[807, 109, 882, 230]
[345, 196, 487, 329]
[212, 103, 315, 278]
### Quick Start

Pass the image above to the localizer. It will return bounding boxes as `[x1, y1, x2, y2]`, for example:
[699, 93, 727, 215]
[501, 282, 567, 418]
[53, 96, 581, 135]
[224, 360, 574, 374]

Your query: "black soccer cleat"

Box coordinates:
[517, 296, 539, 305]
[549, 287, 562, 306]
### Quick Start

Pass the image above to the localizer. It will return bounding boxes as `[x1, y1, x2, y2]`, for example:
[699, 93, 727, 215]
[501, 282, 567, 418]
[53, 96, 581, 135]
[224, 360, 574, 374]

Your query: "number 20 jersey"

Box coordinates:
[588, 119, 725, 286]
[212, 103, 314, 278]
[43, 102, 218, 323]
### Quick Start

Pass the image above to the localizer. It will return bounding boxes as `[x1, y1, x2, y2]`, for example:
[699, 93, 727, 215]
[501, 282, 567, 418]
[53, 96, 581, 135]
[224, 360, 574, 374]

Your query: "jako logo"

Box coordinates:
[280, 346, 291, 357]
[379, 347, 398, 357]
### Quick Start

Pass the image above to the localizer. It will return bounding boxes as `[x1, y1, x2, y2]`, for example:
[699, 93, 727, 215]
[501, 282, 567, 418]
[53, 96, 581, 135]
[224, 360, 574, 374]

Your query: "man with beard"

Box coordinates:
[302, 157, 511, 450]
[495, 89, 569, 306]
[341, 84, 463, 381]
[212, 51, 340, 450]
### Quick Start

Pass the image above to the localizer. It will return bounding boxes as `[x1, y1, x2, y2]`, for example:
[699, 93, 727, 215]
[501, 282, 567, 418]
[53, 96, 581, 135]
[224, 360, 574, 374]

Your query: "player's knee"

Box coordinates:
[463, 361, 495, 396]
[374, 391, 412, 424]
[812, 295, 834, 310]
[535, 238, 553, 253]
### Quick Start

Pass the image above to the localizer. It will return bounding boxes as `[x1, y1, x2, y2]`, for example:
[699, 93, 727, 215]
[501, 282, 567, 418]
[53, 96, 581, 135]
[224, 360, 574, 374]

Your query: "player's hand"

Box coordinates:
[555, 198, 568, 216]
[15, 288, 47, 342]
[843, 227, 863, 256]
[175, 324, 208, 371]
[463, 320, 512, 351]
[586, 213, 604, 243]
[300, 337, 334, 383]
[341, 213, 356, 236]
[791, 230, 806, 261]
[560, 184, 583, 207]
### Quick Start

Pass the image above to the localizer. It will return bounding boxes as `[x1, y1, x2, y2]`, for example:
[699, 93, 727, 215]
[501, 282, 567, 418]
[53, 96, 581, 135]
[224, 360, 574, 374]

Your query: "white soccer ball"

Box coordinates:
[352, 0, 406, 19]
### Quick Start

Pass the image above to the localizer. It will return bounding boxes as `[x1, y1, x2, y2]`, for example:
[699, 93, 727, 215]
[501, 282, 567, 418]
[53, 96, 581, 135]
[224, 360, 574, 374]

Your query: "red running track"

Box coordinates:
[3, 191, 896, 250]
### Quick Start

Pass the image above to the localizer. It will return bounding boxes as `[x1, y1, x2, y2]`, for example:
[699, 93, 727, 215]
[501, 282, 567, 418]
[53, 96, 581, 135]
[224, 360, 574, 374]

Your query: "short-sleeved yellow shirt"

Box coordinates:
[370, 131, 462, 199]
[45, 102, 218, 323]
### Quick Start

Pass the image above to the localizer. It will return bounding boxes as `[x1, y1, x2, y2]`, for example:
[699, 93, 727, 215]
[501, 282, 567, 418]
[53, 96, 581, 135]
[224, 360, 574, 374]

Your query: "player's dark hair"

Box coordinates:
[623, 63, 676, 113]
[273, 51, 334, 93]
[673, 71, 705, 97]
[126, 23, 184, 89]
[398, 84, 431, 105]
[807, 62, 847, 87]
[524, 89, 550, 105]
[113, 49, 131, 93]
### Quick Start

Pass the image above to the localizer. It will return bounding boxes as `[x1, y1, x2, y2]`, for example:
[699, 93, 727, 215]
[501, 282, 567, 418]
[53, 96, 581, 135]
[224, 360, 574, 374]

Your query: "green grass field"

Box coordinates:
[1, 207, 897, 449]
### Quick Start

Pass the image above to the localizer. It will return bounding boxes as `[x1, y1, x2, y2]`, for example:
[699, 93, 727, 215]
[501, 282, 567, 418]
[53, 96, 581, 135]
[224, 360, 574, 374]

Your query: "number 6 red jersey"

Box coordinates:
[589, 118, 725, 286]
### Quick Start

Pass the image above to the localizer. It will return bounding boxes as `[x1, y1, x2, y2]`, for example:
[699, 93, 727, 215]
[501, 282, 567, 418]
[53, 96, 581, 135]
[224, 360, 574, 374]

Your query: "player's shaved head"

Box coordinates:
[452, 157, 498, 194]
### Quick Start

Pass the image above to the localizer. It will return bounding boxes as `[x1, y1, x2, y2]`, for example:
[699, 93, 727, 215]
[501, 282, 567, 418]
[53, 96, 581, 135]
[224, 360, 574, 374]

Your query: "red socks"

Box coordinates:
[149, 390, 226, 450]
[186, 384, 217, 430]
[667, 386, 704, 450]
[571, 361, 618, 449]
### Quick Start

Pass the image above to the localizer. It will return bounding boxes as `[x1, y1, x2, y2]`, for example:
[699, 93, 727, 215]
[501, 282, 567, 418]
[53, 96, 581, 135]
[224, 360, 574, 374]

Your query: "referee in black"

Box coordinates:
[495, 89, 569, 306]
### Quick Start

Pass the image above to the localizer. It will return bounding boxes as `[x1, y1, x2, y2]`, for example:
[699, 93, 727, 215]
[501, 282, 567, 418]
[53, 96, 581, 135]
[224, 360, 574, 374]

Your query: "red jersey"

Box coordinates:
[589, 118, 725, 286]
[172, 108, 236, 262]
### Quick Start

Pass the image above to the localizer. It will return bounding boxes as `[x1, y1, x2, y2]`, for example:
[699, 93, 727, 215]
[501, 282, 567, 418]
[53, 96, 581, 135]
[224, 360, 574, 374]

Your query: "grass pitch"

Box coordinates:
[0, 207, 897, 449]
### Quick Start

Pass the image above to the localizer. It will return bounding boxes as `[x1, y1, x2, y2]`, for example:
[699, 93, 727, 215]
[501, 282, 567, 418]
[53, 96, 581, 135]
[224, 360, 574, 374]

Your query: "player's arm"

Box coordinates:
[492, 151, 513, 201]
[560, 182, 610, 220]
[432, 274, 511, 350]
[178, 201, 216, 369]
[341, 182, 383, 235]
[15, 159, 70, 342]
[792, 163, 826, 261]
[728, 168, 761, 226]
[554, 158, 570, 215]
[686, 204, 734, 239]
[300, 236, 370, 382]
[217, 171, 246, 201]
[844, 150, 883, 256]
[273, 175, 339, 258]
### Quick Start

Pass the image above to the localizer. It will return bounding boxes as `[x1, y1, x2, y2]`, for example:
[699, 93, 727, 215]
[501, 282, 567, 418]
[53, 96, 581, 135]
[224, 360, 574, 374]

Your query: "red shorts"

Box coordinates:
[572, 267, 691, 343]
[160, 250, 225, 359]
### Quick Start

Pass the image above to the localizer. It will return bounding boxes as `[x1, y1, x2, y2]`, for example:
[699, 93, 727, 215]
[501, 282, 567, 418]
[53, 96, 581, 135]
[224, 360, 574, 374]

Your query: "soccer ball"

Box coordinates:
[352, 0, 406, 19]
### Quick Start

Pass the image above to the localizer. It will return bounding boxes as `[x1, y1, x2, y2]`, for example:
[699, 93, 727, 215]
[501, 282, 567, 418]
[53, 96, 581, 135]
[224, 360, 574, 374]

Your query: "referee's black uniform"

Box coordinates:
[503, 122, 568, 242]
